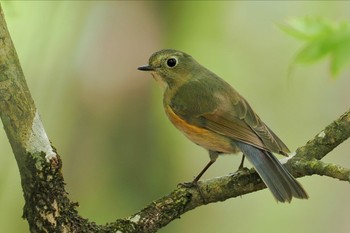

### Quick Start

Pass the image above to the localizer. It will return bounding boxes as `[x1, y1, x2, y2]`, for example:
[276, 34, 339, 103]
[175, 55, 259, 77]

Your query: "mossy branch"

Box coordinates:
[0, 5, 349, 233]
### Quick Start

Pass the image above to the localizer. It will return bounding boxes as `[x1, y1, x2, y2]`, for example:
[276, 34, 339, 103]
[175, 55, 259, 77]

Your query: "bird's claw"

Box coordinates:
[178, 181, 207, 204]
[177, 181, 198, 188]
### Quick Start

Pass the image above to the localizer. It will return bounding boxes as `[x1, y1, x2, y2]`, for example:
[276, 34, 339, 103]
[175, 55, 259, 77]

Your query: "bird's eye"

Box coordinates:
[166, 57, 177, 68]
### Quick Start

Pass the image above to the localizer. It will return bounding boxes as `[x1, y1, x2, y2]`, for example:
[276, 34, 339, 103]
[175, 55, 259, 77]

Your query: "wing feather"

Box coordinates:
[169, 78, 290, 155]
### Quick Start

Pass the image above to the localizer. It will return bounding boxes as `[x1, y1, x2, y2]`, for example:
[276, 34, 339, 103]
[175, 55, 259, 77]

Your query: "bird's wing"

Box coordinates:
[202, 97, 290, 155]
[169, 80, 290, 155]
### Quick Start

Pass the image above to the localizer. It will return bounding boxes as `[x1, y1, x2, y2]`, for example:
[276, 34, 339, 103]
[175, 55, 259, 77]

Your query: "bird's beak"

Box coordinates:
[137, 64, 154, 71]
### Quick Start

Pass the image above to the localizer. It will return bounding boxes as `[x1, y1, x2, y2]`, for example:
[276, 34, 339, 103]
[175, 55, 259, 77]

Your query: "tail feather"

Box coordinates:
[235, 141, 308, 202]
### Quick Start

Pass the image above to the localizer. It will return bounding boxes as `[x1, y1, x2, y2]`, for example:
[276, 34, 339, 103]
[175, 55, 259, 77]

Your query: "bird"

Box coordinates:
[138, 49, 308, 203]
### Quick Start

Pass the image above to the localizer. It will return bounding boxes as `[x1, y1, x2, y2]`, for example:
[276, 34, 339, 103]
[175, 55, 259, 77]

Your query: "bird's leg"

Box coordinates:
[179, 151, 219, 188]
[229, 154, 248, 176]
[191, 160, 216, 184]
[238, 154, 245, 170]
[192, 150, 219, 184]
[179, 151, 219, 204]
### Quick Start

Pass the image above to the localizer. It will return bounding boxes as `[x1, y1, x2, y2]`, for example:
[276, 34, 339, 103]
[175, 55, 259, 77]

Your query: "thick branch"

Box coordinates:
[0, 5, 97, 232]
[0, 4, 349, 233]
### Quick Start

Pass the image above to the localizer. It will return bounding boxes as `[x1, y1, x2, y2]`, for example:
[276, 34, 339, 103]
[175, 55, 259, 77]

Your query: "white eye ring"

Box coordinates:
[166, 57, 178, 68]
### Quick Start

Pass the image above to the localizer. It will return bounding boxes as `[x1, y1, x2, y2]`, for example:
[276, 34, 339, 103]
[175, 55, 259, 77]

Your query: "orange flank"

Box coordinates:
[164, 106, 235, 154]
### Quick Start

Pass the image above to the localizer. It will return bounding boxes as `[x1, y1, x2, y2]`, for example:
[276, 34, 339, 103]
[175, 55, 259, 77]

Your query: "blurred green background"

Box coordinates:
[1, 1, 350, 233]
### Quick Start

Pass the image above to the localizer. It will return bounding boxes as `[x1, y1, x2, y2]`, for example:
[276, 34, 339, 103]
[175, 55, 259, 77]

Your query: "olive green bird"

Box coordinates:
[138, 49, 308, 203]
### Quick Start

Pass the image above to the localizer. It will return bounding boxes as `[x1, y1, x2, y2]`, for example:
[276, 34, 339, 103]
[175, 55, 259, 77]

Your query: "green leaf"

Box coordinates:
[280, 17, 350, 78]
[279, 17, 334, 41]
[295, 39, 333, 64]
[331, 38, 350, 77]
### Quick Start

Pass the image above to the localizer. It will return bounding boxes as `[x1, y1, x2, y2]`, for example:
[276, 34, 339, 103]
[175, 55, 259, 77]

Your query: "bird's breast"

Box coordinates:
[164, 106, 239, 154]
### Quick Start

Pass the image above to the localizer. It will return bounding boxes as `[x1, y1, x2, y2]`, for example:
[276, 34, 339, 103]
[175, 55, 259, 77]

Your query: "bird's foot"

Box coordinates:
[178, 180, 207, 204]
[229, 166, 250, 176]
[177, 180, 197, 188]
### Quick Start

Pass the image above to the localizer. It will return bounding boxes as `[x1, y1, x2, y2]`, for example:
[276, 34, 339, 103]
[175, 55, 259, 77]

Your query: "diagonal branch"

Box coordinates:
[0, 4, 349, 233]
[293, 109, 350, 161]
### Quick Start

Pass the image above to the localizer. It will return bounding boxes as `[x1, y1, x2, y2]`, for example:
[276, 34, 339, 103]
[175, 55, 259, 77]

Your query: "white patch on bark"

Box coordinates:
[279, 151, 296, 164]
[28, 111, 57, 162]
[318, 131, 326, 138]
[128, 214, 141, 223]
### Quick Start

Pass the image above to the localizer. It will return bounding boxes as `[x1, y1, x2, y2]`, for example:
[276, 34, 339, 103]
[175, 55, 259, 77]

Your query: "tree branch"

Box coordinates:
[293, 109, 350, 161]
[292, 160, 350, 182]
[0, 5, 349, 233]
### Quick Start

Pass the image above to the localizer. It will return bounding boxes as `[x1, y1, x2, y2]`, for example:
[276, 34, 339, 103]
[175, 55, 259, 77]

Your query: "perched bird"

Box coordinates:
[138, 49, 308, 202]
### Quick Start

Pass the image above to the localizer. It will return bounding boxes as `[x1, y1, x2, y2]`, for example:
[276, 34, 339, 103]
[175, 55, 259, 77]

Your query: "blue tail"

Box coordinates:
[235, 141, 308, 202]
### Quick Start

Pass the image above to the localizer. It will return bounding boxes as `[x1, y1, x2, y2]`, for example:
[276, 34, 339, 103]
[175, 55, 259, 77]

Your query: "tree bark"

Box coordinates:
[0, 5, 349, 233]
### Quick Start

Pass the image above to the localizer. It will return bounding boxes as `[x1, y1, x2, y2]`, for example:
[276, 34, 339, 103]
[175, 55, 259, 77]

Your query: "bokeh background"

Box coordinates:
[1, 1, 350, 233]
